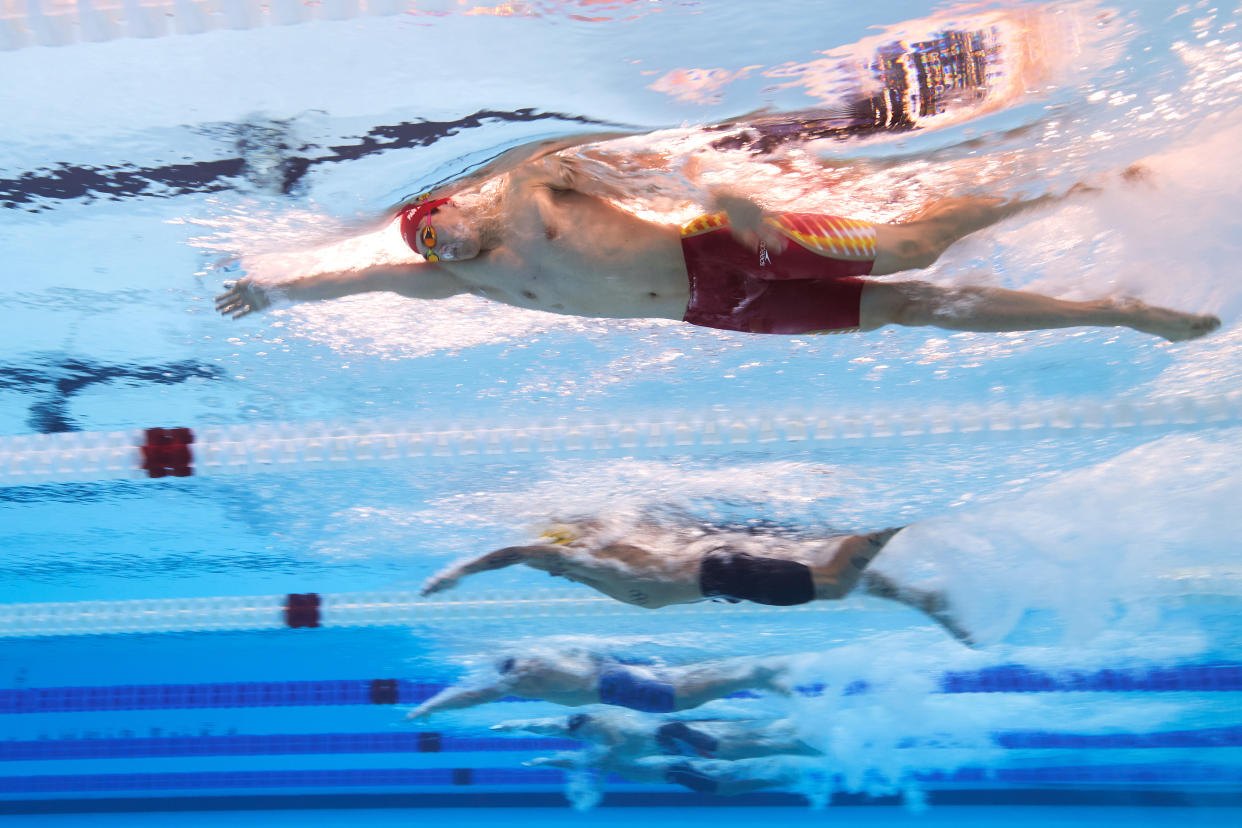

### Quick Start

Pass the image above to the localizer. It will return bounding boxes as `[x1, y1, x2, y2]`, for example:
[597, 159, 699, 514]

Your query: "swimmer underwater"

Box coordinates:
[420, 521, 974, 644]
[214, 148, 1219, 341]
[404, 648, 795, 721]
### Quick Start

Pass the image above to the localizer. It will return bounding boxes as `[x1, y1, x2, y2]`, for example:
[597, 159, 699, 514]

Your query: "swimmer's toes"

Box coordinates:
[1121, 163, 1155, 186]
[1196, 315, 1223, 336]
[1165, 313, 1221, 342]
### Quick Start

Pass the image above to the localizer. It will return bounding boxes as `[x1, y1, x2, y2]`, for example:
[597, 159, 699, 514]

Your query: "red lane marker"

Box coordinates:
[140, 427, 194, 478]
[284, 593, 321, 628]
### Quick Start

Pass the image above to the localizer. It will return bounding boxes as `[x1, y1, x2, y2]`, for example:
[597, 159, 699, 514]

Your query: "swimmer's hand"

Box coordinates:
[420, 569, 462, 597]
[215, 277, 275, 319]
[710, 190, 788, 254]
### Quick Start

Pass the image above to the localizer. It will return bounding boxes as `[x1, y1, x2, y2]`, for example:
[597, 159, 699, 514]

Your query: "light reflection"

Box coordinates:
[648, 3, 1107, 143]
[194, 0, 1242, 371]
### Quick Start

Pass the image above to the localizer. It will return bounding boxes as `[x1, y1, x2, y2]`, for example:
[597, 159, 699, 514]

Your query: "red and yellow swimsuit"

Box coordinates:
[680, 212, 877, 335]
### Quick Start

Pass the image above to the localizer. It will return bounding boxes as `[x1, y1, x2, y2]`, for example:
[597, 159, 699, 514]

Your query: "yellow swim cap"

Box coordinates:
[539, 524, 579, 545]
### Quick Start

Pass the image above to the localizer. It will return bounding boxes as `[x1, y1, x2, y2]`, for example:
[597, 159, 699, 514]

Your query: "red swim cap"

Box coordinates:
[399, 196, 452, 253]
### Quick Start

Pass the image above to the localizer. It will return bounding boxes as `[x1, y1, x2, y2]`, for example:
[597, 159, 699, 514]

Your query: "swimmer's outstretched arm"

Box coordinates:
[420, 545, 567, 596]
[403, 683, 508, 721]
[214, 265, 464, 318]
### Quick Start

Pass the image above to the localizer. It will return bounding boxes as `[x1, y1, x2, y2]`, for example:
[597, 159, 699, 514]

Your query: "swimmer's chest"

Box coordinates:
[526, 189, 679, 270]
[477, 190, 686, 312]
[575, 554, 700, 609]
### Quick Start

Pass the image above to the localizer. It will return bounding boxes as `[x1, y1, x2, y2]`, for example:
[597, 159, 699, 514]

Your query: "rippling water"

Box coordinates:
[2, 0, 1242, 816]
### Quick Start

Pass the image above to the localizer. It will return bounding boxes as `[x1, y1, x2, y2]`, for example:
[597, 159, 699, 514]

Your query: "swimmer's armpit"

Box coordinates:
[420, 544, 567, 596]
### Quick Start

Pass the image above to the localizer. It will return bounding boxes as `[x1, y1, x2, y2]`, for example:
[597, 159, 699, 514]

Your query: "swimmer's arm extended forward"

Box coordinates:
[420, 545, 566, 596]
[215, 265, 463, 318]
[403, 683, 509, 721]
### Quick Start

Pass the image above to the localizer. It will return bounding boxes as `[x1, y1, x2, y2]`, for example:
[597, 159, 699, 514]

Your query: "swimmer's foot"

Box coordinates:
[1108, 297, 1221, 342]
[861, 572, 978, 648]
[912, 590, 978, 648]
[1121, 162, 1156, 186]
[1066, 163, 1156, 199]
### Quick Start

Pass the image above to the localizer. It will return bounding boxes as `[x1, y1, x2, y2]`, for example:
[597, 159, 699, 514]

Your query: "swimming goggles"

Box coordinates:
[419, 223, 440, 262]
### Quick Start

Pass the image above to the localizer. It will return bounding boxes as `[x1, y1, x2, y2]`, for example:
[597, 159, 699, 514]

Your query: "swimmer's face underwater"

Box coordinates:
[414, 204, 482, 262]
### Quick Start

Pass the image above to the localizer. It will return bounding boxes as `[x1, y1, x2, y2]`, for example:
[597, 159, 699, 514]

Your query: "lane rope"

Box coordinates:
[4, 662, 1242, 715]
[1, 391, 1239, 486]
[0, 0, 418, 52]
[5, 726, 1241, 761]
[0, 571, 1237, 639]
[2, 762, 1240, 795]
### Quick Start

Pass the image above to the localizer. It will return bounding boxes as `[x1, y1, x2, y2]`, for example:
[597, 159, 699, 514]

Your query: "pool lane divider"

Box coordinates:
[1, 573, 1236, 638]
[0, 732, 578, 761]
[4, 726, 1242, 762]
[3, 662, 1241, 716]
[0, 0, 428, 52]
[2, 763, 1241, 796]
[1, 392, 1240, 487]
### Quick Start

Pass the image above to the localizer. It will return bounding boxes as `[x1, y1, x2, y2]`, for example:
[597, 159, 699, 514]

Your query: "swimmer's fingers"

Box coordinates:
[214, 293, 256, 319]
[711, 190, 768, 249]
[728, 226, 762, 251]
[215, 280, 273, 318]
[214, 282, 252, 309]
[757, 223, 789, 254]
[214, 285, 242, 308]
[214, 298, 250, 318]
[420, 571, 461, 597]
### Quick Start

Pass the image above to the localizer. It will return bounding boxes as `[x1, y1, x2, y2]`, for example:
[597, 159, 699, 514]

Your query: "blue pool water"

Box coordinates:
[3, 0, 1242, 823]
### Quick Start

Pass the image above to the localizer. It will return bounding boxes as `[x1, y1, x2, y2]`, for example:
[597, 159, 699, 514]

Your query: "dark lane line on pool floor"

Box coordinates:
[0, 109, 632, 212]
[0, 357, 222, 434]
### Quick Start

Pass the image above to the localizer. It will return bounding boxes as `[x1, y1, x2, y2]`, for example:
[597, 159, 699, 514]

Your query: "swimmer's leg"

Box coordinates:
[858, 281, 1220, 342]
[871, 194, 1055, 275]
[672, 656, 793, 710]
[861, 571, 976, 647]
[665, 759, 798, 796]
[809, 527, 902, 600]
[870, 164, 1163, 276]
[808, 527, 980, 645]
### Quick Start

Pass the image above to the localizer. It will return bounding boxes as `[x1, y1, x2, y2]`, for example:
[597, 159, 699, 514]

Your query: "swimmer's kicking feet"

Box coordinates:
[421, 522, 977, 644]
[214, 148, 1219, 342]
[403, 649, 794, 721]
